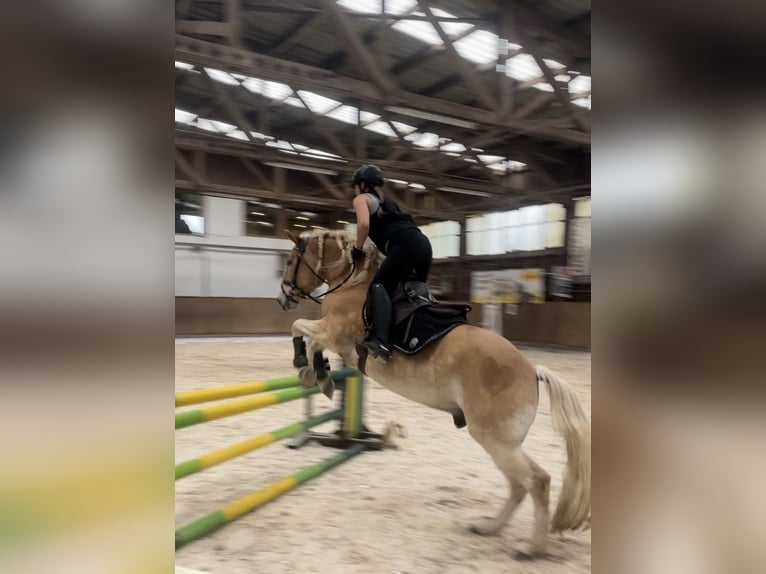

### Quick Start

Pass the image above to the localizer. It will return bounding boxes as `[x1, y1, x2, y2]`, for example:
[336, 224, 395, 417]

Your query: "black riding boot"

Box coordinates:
[365, 283, 392, 360]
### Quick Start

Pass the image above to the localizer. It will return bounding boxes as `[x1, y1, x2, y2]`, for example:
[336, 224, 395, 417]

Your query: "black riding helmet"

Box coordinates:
[352, 164, 384, 192]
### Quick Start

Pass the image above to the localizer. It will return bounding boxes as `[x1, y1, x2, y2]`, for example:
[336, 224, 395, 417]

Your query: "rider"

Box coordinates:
[350, 164, 433, 360]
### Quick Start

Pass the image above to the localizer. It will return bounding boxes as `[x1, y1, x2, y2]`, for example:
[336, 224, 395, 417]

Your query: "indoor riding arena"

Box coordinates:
[175, 1, 590, 572]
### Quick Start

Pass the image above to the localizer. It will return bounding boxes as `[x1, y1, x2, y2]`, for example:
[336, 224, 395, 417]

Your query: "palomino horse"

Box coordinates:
[276, 228, 590, 558]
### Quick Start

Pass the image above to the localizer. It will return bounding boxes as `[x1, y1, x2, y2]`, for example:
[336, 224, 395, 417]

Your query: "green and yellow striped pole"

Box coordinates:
[175, 386, 320, 430]
[175, 409, 342, 480]
[175, 444, 365, 549]
[343, 370, 364, 438]
[175, 376, 302, 407]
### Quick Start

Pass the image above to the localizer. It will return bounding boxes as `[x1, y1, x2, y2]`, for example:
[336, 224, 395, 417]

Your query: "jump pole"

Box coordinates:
[175, 385, 320, 429]
[175, 443, 365, 549]
[175, 408, 342, 480]
[174, 366, 385, 550]
[175, 375, 303, 407]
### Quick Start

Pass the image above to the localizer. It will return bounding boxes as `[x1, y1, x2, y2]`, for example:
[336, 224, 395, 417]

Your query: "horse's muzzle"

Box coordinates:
[277, 291, 298, 311]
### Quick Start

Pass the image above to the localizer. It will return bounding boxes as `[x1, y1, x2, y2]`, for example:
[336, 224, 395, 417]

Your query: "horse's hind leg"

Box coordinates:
[469, 473, 527, 535]
[468, 425, 551, 557]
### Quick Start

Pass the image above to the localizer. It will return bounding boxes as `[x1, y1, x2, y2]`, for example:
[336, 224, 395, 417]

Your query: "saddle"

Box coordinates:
[363, 279, 472, 355]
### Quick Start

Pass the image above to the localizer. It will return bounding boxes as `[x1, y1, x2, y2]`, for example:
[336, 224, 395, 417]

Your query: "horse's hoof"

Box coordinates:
[513, 550, 534, 561]
[514, 546, 547, 561]
[298, 366, 317, 388]
[318, 377, 335, 400]
[469, 519, 501, 536]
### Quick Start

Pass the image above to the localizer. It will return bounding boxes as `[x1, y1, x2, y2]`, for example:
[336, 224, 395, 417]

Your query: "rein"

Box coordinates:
[281, 236, 358, 305]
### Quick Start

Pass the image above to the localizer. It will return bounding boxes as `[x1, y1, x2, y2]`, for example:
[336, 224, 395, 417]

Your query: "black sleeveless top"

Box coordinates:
[367, 195, 416, 255]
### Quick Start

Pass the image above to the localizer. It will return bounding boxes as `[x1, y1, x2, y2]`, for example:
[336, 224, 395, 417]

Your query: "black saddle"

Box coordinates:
[363, 279, 472, 355]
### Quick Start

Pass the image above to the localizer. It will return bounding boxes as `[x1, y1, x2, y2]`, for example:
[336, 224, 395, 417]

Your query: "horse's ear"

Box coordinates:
[285, 230, 299, 244]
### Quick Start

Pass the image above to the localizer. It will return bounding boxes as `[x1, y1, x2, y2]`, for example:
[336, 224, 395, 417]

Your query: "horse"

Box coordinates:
[276, 228, 590, 558]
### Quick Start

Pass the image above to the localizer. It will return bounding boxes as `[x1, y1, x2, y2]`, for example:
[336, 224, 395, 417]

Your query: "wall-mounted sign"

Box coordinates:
[470, 269, 544, 304]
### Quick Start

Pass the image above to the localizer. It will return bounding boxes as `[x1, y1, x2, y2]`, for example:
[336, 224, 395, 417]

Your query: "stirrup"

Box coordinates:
[364, 339, 392, 360]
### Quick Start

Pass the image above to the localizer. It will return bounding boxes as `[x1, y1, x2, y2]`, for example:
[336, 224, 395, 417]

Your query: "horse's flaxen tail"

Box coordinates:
[536, 365, 591, 532]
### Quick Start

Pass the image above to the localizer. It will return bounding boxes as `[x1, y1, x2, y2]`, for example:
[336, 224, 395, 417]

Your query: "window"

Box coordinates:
[175, 192, 204, 234]
[466, 203, 565, 255]
[245, 201, 278, 238]
[245, 203, 335, 237]
[419, 220, 460, 259]
[569, 197, 591, 275]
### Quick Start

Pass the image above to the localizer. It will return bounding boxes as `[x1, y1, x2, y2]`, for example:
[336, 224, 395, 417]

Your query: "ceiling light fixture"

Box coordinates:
[437, 186, 494, 198]
[263, 162, 338, 175]
[383, 106, 479, 129]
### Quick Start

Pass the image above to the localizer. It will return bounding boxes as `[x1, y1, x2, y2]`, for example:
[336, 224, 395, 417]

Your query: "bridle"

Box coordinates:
[280, 236, 357, 306]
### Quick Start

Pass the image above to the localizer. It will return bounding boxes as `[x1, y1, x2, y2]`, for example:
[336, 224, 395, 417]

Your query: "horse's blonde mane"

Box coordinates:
[299, 228, 380, 286]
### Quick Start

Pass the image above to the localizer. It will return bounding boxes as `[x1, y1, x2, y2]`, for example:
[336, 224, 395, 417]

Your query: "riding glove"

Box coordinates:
[351, 246, 366, 261]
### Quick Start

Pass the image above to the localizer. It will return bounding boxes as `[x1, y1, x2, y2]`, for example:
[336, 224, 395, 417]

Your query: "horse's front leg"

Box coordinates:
[291, 335, 308, 368]
[290, 318, 335, 399]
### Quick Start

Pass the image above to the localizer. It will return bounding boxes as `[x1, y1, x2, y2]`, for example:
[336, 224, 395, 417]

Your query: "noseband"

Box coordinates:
[280, 237, 357, 305]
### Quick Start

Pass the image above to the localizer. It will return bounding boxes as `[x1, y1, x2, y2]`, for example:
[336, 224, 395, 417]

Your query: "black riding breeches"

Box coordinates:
[371, 228, 433, 295]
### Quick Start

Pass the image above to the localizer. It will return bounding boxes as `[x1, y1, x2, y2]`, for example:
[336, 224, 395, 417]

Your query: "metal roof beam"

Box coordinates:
[323, 0, 400, 99]
[388, 24, 477, 76]
[176, 20, 234, 38]
[175, 35, 589, 146]
[514, 26, 589, 132]
[459, 0, 590, 60]
[416, 0, 497, 111]
[272, 8, 330, 55]
[175, 131, 513, 196]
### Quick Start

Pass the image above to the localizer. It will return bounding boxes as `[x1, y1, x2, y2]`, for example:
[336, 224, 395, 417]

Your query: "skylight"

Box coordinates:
[405, 131, 439, 148]
[336, 0, 383, 13]
[569, 74, 591, 95]
[543, 58, 566, 70]
[359, 111, 382, 126]
[505, 54, 542, 82]
[337, 0, 417, 16]
[175, 107, 343, 161]
[392, 13, 442, 45]
[175, 109, 196, 123]
[196, 118, 238, 134]
[266, 140, 296, 151]
[572, 96, 591, 110]
[204, 68, 238, 86]
[364, 121, 397, 137]
[453, 30, 501, 64]
[429, 7, 473, 37]
[389, 120, 418, 135]
[283, 97, 306, 108]
[227, 130, 249, 141]
[334, 0, 591, 101]
[479, 154, 505, 164]
[325, 105, 360, 125]
[297, 91, 341, 114]
[441, 142, 466, 152]
[177, 58, 530, 173]
[242, 78, 292, 100]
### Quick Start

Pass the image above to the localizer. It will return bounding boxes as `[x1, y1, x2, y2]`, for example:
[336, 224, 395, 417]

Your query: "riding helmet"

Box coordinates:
[352, 164, 384, 189]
